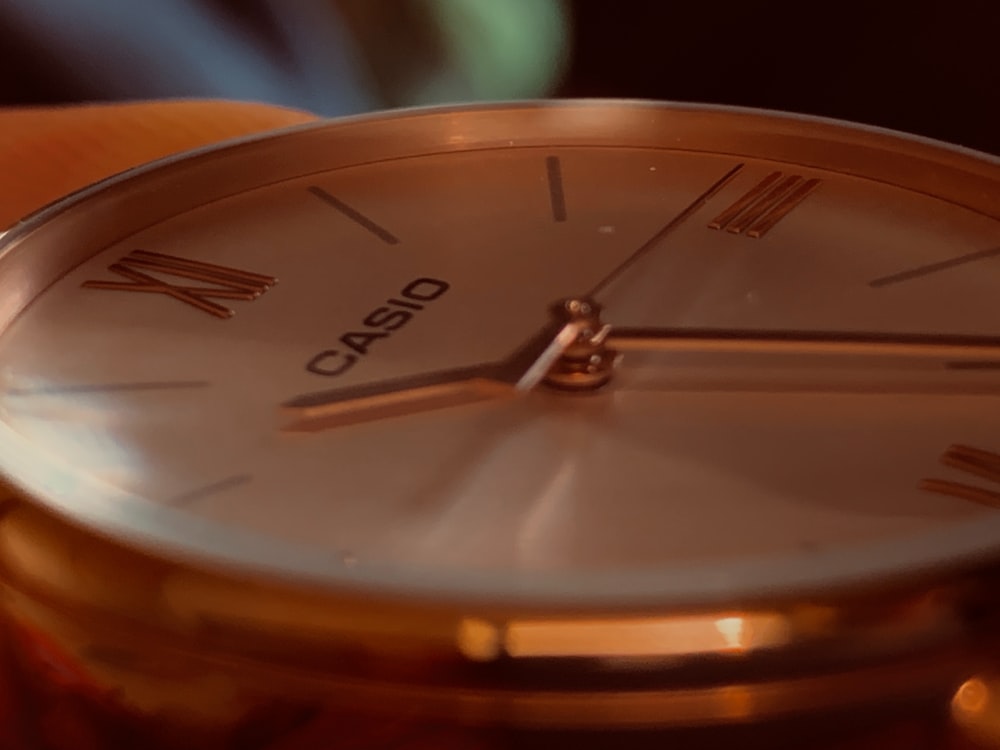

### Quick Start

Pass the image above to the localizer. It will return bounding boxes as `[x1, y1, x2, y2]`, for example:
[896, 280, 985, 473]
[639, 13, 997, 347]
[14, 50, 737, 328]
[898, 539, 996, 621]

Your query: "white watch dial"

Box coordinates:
[0, 105, 998, 604]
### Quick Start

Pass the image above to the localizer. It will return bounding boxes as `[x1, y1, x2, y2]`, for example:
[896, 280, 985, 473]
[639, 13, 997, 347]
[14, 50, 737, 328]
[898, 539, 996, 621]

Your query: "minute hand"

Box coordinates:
[605, 327, 1000, 393]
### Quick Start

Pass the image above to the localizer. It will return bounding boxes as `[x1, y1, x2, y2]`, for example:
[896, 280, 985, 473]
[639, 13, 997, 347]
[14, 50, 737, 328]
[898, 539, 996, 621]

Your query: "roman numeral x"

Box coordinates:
[82, 250, 276, 319]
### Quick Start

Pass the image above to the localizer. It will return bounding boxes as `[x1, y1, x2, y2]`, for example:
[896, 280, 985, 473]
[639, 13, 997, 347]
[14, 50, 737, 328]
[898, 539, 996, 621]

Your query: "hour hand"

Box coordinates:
[282, 301, 596, 432]
[281, 365, 512, 432]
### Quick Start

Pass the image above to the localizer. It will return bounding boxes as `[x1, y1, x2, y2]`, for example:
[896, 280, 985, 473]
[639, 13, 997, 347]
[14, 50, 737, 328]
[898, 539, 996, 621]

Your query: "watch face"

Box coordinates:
[0, 102, 998, 605]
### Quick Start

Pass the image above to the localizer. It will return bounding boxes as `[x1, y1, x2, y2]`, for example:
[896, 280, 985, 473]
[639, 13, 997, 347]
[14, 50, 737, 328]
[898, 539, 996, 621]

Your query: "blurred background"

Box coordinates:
[2, 0, 998, 154]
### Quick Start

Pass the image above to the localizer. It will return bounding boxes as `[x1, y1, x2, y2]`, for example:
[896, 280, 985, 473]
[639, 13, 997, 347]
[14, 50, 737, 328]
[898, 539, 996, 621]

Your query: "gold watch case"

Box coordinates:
[0, 101, 998, 748]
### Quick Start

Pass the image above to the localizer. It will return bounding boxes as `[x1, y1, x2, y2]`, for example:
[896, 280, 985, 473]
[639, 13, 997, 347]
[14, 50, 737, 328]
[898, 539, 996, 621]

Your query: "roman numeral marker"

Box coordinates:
[709, 171, 821, 238]
[921, 444, 1000, 508]
[82, 250, 276, 319]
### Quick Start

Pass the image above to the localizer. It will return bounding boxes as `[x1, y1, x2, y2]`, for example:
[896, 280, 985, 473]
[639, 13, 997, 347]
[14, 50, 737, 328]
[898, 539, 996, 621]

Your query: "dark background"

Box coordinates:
[2, 0, 999, 155]
[557, 1, 1000, 154]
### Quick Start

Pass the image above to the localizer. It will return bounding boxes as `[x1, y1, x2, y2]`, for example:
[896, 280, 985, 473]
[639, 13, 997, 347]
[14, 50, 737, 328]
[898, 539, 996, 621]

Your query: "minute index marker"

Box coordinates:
[308, 186, 400, 245]
[870, 246, 1000, 288]
[6, 380, 210, 396]
[169, 474, 252, 507]
[546, 156, 567, 222]
[946, 361, 1000, 371]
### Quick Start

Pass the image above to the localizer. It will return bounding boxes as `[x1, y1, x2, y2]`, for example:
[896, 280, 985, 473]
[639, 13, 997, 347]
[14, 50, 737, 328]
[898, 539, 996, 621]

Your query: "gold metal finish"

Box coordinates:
[542, 298, 618, 391]
[0, 493, 996, 746]
[0, 101, 998, 747]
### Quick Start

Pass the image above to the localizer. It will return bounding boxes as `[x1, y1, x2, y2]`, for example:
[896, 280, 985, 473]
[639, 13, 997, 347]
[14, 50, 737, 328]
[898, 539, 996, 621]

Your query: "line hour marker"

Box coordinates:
[82, 250, 276, 319]
[709, 171, 821, 238]
[5, 380, 210, 396]
[869, 246, 1000, 288]
[546, 156, 567, 222]
[169, 474, 252, 507]
[945, 361, 1000, 371]
[307, 186, 400, 245]
[921, 444, 1000, 508]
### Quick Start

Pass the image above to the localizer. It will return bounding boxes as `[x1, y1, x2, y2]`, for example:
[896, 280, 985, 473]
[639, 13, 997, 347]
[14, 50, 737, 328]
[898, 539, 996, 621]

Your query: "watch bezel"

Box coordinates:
[0, 100, 998, 609]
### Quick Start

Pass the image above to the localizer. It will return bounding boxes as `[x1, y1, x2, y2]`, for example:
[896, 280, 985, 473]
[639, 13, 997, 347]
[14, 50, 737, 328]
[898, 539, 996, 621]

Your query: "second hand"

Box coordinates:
[586, 163, 743, 298]
[282, 166, 750, 431]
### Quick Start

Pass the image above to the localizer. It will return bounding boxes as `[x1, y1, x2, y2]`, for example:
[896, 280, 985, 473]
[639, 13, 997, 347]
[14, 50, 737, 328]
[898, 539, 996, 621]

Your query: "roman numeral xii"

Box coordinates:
[82, 250, 276, 319]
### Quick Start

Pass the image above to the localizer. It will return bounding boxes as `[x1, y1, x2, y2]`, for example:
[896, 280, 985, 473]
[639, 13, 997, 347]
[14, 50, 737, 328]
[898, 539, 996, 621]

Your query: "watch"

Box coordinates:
[0, 100, 998, 749]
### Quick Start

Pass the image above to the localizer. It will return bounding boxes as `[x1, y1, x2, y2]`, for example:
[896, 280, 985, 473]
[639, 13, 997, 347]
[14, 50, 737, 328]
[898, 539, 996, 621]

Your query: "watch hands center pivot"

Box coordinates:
[542, 297, 620, 391]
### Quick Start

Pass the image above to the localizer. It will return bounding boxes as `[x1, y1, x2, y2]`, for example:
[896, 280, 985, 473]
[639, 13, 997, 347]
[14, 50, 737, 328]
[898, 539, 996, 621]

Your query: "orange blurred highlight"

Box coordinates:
[0, 101, 315, 228]
[457, 612, 790, 661]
